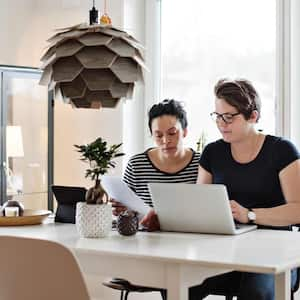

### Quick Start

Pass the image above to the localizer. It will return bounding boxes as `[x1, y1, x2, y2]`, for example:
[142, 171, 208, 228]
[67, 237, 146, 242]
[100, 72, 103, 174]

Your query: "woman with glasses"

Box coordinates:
[191, 79, 300, 300]
[112, 99, 200, 230]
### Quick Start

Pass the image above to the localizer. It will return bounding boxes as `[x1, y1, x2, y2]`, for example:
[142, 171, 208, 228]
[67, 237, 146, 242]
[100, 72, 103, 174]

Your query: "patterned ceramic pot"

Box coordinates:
[76, 202, 112, 238]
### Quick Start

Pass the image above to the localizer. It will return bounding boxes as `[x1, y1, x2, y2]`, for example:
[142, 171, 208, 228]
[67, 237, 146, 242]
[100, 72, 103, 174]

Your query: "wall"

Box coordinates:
[0, 0, 123, 68]
[291, 0, 300, 150]
[0, 0, 35, 67]
[122, 0, 146, 166]
[0, 0, 125, 191]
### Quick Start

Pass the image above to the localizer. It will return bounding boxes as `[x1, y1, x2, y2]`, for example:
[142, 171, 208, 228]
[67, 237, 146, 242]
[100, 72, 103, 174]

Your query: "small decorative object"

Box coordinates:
[74, 137, 125, 238]
[117, 210, 139, 236]
[196, 131, 207, 153]
[39, 1, 146, 109]
[1, 200, 24, 216]
[4, 207, 19, 217]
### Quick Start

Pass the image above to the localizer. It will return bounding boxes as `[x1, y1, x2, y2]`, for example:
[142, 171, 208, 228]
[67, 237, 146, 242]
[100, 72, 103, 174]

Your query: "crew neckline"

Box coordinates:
[228, 134, 269, 166]
[144, 148, 196, 175]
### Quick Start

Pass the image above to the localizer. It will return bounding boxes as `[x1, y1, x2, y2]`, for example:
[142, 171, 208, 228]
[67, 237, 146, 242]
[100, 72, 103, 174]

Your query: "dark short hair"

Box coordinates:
[148, 99, 188, 133]
[214, 79, 261, 121]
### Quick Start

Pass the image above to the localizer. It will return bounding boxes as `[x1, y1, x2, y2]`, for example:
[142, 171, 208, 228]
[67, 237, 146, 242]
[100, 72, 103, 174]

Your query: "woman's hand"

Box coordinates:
[230, 200, 249, 224]
[140, 209, 160, 231]
[110, 199, 127, 216]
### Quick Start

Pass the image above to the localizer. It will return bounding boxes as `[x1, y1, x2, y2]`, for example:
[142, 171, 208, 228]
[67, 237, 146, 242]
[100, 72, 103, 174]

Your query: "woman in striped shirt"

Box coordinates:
[113, 99, 200, 230]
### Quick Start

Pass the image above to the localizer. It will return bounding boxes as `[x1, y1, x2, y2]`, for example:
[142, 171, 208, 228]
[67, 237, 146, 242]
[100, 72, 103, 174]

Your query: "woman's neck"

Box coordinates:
[230, 131, 265, 163]
[148, 147, 192, 173]
[157, 147, 187, 163]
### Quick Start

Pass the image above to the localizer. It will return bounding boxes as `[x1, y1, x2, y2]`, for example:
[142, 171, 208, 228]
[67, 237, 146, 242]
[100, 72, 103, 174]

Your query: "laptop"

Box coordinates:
[148, 183, 257, 235]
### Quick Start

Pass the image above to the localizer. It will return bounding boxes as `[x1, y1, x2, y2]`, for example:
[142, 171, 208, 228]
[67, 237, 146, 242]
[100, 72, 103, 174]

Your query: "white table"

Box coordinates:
[0, 223, 299, 300]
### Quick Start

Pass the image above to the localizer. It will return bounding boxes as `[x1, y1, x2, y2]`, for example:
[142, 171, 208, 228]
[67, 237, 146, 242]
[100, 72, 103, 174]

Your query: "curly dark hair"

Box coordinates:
[148, 99, 188, 133]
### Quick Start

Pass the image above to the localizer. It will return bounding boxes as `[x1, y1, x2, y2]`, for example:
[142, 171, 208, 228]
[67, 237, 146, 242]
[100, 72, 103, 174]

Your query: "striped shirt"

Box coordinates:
[123, 148, 201, 207]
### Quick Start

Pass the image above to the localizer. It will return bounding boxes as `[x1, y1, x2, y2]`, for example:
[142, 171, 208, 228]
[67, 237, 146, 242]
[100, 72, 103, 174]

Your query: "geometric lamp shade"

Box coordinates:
[39, 23, 147, 109]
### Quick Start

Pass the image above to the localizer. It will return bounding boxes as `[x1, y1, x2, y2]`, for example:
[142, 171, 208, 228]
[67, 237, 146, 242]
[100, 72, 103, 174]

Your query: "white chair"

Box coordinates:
[0, 235, 90, 300]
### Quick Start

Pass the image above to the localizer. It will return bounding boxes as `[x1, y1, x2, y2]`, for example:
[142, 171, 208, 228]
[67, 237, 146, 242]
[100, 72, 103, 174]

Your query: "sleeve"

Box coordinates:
[275, 138, 300, 172]
[199, 143, 213, 173]
[122, 159, 137, 194]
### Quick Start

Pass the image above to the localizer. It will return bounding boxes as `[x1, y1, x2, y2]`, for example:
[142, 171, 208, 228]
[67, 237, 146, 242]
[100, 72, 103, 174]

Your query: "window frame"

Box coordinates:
[0, 65, 54, 209]
[144, 0, 292, 148]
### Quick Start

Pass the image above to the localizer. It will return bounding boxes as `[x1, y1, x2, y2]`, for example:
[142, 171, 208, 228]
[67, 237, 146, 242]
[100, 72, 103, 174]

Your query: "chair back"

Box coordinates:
[0, 235, 90, 300]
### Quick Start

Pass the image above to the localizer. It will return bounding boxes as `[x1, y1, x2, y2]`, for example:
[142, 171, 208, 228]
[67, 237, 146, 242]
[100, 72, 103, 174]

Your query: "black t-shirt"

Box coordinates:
[199, 135, 300, 209]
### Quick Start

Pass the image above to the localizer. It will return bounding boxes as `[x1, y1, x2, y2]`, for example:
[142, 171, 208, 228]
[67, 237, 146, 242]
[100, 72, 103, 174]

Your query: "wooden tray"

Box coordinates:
[0, 209, 51, 226]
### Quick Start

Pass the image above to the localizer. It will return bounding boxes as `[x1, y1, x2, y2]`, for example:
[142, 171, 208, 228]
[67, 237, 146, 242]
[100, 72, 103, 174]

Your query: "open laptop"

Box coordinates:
[148, 183, 257, 235]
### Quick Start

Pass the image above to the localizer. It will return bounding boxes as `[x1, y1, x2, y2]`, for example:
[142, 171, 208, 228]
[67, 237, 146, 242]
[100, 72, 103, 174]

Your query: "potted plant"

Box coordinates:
[196, 131, 207, 153]
[74, 137, 124, 238]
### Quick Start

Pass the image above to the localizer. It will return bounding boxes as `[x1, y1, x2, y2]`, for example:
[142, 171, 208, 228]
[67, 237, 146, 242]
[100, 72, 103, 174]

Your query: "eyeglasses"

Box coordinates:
[210, 112, 241, 124]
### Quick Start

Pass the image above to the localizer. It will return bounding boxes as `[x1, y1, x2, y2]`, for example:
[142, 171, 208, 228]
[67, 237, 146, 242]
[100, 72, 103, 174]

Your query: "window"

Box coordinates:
[160, 0, 276, 147]
[0, 66, 53, 210]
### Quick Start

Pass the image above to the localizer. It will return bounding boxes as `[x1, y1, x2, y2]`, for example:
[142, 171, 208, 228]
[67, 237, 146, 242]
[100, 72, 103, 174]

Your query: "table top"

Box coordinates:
[0, 223, 300, 274]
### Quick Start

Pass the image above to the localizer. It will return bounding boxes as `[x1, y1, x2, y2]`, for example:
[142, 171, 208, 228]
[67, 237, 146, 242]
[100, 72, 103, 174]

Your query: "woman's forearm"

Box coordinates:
[254, 203, 300, 226]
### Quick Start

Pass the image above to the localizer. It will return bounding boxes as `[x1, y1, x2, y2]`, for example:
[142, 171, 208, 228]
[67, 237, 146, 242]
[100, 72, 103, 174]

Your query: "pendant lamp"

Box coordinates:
[39, 0, 146, 109]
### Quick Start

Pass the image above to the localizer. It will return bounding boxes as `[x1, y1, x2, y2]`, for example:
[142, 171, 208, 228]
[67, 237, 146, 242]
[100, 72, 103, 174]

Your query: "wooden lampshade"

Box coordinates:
[40, 23, 146, 109]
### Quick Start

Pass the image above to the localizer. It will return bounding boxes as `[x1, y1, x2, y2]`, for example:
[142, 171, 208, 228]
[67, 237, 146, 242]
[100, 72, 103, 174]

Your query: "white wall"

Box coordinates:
[0, 0, 125, 188]
[144, 0, 161, 149]
[0, 0, 123, 68]
[291, 0, 300, 150]
[0, 0, 35, 67]
[122, 0, 146, 166]
[122, 0, 161, 162]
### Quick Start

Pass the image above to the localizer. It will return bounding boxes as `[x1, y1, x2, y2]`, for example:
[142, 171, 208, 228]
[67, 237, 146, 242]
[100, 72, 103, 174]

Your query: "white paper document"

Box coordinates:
[101, 176, 151, 217]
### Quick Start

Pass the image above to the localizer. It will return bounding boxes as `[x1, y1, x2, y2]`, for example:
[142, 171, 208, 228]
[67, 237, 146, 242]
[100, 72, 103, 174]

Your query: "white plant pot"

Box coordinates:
[76, 202, 112, 238]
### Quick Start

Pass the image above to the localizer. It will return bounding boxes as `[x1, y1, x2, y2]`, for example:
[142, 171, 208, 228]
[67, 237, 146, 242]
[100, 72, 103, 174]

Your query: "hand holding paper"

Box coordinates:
[101, 176, 151, 217]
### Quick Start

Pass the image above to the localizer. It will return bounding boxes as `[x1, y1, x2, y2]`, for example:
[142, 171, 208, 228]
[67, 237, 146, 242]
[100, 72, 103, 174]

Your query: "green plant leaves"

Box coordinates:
[74, 137, 125, 182]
